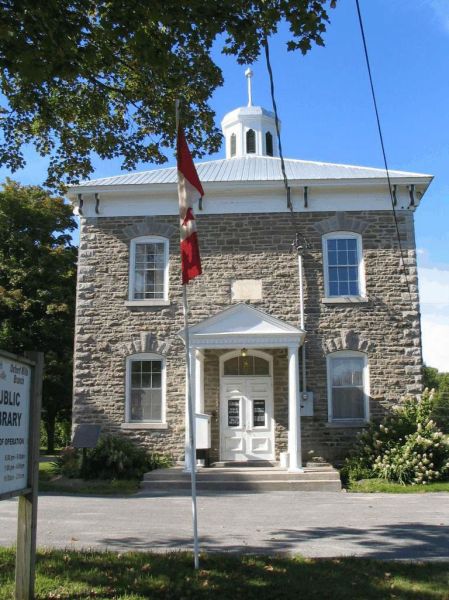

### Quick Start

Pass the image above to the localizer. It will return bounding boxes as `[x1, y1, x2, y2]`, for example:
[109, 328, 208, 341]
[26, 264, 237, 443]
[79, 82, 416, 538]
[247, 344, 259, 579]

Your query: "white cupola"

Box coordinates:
[221, 68, 280, 159]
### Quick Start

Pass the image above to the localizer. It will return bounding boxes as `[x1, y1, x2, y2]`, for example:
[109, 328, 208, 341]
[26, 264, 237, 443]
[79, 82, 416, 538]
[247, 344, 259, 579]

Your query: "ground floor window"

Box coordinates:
[126, 353, 165, 423]
[327, 351, 369, 421]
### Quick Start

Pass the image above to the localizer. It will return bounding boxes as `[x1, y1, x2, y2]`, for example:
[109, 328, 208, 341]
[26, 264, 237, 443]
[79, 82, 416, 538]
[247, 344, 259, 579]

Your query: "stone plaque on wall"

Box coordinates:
[231, 279, 262, 301]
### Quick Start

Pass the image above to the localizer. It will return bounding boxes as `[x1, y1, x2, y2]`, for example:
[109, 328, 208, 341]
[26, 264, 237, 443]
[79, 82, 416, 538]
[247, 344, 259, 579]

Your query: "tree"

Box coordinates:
[0, 179, 77, 451]
[422, 365, 449, 434]
[0, 1, 336, 190]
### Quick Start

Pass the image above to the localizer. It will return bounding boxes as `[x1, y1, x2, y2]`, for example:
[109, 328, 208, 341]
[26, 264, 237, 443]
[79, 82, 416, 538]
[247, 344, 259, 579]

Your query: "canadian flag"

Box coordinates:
[177, 126, 204, 285]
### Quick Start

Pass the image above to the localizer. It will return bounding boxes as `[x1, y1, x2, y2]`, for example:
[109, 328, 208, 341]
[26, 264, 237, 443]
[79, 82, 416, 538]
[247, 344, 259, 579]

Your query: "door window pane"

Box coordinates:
[253, 400, 266, 427]
[228, 399, 240, 427]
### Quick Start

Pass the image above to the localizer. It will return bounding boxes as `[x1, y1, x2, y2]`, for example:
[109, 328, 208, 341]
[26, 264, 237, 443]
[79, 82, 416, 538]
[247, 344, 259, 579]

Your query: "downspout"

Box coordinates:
[296, 237, 307, 395]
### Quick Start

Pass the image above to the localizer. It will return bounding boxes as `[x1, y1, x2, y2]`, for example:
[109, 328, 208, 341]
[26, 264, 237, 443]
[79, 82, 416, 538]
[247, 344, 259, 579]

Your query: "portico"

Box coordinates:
[182, 303, 306, 472]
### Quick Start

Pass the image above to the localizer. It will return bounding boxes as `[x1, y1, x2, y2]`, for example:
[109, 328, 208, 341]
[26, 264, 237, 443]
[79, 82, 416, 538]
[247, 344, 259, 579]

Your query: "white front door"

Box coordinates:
[220, 377, 274, 461]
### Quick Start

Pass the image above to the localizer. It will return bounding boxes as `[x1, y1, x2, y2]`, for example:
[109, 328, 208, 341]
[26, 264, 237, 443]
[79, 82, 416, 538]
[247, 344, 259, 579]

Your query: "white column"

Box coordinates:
[195, 350, 204, 413]
[288, 345, 303, 472]
[184, 346, 197, 472]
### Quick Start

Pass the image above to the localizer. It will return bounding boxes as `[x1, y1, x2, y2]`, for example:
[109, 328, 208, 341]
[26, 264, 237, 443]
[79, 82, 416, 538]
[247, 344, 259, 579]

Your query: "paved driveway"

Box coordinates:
[1, 491, 449, 560]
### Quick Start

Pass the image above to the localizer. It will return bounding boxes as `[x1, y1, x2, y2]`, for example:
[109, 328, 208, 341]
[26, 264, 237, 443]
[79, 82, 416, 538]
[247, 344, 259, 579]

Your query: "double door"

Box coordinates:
[220, 377, 274, 461]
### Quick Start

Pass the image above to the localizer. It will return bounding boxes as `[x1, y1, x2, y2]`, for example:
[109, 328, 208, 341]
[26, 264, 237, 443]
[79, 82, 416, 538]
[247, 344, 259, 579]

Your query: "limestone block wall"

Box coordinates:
[73, 210, 422, 463]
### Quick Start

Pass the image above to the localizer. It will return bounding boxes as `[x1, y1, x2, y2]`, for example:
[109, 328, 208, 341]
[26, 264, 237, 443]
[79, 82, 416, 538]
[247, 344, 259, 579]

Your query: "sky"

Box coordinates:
[0, 0, 448, 370]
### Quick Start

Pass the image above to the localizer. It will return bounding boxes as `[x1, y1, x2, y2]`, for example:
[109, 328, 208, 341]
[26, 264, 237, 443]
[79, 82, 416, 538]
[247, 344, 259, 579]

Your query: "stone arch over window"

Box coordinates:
[265, 131, 273, 156]
[313, 213, 370, 235]
[115, 331, 172, 358]
[230, 133, 237, 157]
[322, 330, 374, 355]
[246, 129, 256, 154]
[123, 218, 177, 241]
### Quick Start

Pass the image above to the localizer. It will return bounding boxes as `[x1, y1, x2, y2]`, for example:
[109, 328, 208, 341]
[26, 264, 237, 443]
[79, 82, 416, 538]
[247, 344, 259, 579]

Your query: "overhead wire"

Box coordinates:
[355, 0, 414, 305]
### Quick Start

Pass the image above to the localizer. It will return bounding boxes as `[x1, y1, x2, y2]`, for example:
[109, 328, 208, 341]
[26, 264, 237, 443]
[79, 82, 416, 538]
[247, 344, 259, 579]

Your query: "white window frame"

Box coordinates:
[326, 350, 370, 423]
[124, 352, 167, 426]
[127, 235, 169, 306]
[322, 231, 366, 301]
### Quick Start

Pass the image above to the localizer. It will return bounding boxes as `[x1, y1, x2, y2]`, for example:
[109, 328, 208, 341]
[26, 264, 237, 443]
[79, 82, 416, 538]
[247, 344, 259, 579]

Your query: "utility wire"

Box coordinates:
[355, 0, 414, 304]
[263, 38, 292, 211]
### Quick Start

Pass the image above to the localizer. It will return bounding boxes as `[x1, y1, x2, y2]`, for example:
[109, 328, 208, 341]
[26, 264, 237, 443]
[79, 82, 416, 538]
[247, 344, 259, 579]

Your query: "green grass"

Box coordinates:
[38, 462, 139, 496]
[348, 478, 449, 493]
[1, 548, 449, 599]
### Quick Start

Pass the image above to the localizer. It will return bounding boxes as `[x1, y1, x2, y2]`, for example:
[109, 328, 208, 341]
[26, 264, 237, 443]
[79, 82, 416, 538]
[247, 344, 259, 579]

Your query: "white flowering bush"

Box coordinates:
[342, 390, 449, 485]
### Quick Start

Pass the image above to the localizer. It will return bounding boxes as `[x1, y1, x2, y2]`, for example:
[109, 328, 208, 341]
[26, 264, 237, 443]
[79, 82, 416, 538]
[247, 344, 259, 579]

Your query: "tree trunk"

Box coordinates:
[45, 416, 56, 454]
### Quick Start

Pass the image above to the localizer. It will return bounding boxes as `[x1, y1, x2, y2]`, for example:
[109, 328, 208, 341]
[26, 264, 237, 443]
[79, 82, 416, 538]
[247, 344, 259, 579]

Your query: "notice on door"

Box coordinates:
[0, 356, 31, 496]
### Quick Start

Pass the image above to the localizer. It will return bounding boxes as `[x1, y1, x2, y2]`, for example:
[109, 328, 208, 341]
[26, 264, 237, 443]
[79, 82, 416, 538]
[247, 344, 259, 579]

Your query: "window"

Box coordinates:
[327, 351, 369, 421]
[265, 132, 273, 156]
[128, 236, 169, 304]
[246, 129, 256, 154]
[230, 133, 236, 157]
[322, 232, 365, 298]
[126, 353, 165, 423]
[223, 354, 270, 376]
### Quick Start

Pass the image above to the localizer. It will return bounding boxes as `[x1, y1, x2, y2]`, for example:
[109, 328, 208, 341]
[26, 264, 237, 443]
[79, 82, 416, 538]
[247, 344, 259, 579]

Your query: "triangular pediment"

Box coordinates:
[189, 304, 302, 337]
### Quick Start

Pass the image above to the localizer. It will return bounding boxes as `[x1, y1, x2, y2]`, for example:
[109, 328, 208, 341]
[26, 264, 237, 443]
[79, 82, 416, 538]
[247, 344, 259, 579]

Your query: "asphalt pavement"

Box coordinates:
[1, 490, 449, 560]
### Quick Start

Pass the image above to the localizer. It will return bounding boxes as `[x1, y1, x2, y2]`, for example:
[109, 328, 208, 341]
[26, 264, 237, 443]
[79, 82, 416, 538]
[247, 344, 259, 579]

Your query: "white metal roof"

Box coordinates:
[71, 155, 432, 190]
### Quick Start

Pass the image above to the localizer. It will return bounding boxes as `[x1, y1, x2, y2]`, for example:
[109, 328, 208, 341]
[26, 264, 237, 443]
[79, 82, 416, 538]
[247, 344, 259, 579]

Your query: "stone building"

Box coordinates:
[68, 75, 432, 467]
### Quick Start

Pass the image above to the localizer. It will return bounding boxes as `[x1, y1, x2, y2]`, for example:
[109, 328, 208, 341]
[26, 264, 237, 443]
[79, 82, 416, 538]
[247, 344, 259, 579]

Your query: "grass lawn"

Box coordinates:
[348, 478, 449, 494]
[38, 462, 139, 496]
[1, 548, 449, 599]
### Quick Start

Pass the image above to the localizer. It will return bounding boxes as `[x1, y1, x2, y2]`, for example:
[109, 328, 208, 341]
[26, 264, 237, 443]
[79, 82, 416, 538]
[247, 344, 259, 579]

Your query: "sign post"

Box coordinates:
[0, 350, 43, 600]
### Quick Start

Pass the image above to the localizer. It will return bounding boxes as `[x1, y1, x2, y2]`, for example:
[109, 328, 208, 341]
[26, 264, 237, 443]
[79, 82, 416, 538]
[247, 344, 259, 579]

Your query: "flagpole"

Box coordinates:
[176, 100, 200, 570]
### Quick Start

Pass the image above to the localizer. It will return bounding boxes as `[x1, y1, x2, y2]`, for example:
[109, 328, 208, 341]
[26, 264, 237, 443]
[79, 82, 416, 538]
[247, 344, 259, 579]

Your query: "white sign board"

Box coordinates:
[0, 355, 31, 496]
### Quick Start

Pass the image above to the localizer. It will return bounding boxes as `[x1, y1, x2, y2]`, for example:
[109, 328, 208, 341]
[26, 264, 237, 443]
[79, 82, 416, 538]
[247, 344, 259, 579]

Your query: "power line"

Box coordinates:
[355, 0, 414, 305]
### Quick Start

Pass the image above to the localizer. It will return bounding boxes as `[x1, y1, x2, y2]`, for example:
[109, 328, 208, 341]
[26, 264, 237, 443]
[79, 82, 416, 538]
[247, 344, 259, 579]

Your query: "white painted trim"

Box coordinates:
[120, 422, 168, 430]
[321, 296, 369, 304]
[125, 352, 166, 424]
[288, 345, 303, 471]
[128, 235, 169, 303]
[124, 300, 170, 307]
[326, 350, 370, 423]
[322, 231, 366, 299]
[67, 183, 428, 217]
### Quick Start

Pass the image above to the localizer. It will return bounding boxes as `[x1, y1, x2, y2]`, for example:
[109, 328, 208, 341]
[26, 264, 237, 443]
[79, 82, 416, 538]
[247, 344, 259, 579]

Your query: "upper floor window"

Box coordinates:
[322, 232, 365, 298]
[327, 351, 369, 421]
[126, 353, 166, 423]
[246, 129, 256, 154]
[230, 133, 236, 157]
[265, 132, 273, 156]
[129, 236, 169, 304]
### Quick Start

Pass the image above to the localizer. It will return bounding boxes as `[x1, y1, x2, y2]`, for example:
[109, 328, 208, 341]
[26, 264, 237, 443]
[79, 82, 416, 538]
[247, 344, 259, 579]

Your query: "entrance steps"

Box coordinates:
[141, 463, 341, 493]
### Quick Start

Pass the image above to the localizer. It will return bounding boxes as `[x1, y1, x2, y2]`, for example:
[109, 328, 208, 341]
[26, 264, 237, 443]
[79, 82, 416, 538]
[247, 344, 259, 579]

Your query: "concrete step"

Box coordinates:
[142, 466, 342, 492]
[144, 468, 340, 482]
[140, 478, 341, 492]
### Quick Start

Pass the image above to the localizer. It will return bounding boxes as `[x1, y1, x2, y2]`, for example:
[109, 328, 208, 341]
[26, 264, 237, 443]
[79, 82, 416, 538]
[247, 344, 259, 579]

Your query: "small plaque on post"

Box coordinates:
[72, 424, 101, 449]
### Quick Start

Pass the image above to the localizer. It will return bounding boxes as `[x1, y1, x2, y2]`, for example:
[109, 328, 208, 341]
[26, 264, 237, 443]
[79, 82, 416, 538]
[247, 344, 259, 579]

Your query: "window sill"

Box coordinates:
[321, 296, 368, 305]
[121, 422, 168, 430]
[325, 420, 368, 429]
[124, 300, 170, 308]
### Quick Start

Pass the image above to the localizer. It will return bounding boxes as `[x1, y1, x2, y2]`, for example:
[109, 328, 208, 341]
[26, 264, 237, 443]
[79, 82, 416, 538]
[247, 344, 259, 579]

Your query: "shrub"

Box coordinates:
[52, 436, 172, 480]
[79, 435, 172, 480]
[342, 390, 449, 485]
[53, 446, 81, 478]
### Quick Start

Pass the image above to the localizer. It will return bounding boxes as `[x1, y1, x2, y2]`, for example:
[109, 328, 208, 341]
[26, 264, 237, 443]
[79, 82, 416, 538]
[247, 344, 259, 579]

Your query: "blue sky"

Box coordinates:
[1, 0, 448, 370]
